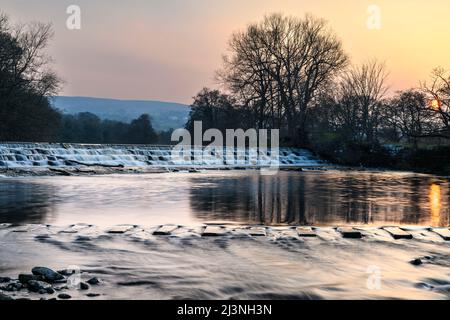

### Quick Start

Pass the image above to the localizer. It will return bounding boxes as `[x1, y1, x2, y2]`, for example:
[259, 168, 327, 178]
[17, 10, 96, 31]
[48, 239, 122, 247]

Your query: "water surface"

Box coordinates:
[0, 170, 449, 227]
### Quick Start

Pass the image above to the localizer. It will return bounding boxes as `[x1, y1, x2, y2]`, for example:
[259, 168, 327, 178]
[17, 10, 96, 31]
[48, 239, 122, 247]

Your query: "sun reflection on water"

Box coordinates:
[429, 184, 442, 226]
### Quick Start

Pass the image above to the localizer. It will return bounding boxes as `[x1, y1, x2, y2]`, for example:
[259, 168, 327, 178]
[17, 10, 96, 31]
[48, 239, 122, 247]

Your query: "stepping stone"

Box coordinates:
[107, 225, 134, 234]
[153, 225, 179, 236]
[431, 228, 450, 241]
[202, 226, 227, 237]
[382, 227, 413, 240]
[60, 224, 91, 234]
[246, 227, 266, 237]
[296, 227, 317, 237]
[337, 227, 362, 239]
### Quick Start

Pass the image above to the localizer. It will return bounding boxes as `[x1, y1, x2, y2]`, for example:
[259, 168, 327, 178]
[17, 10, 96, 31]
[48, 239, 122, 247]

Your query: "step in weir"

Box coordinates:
[0, 143, 325, 169]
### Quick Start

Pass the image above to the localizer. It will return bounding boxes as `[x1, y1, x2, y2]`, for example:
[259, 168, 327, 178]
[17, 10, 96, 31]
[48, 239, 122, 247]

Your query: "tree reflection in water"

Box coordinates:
[189, 171, 450, 227]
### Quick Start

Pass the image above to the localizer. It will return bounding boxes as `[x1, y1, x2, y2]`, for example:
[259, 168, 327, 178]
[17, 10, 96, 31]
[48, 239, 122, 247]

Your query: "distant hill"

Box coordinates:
[51, 96, 191, 131]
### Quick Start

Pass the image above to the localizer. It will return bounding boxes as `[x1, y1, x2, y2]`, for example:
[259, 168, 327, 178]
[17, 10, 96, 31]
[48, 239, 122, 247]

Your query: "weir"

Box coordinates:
[0, 142, 325, 169]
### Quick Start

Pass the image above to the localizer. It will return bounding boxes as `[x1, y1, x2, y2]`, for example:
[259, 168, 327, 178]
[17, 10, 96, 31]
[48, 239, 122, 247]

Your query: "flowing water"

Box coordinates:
[1, 170, 450, 300]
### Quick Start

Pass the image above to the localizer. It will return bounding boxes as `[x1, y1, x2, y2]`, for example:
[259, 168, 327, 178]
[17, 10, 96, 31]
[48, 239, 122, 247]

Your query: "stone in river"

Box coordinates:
[431, 228, 450, 241]
[382, 227, 413, 240]
[87, 277, 100, 285]
[27, 280, 52, 293]
[80, 282, 89, 290]
[58, 293, 72, 300]
[337, 227, 362, 239]
[296, 227, 317, 237]
[0, 277, 11, 283]
[153, 225, 180, 236]
[247, 227, 267, 237]
[86, 293, 101, 298]
[46, 287, 55, 294]
[32, 267, 65, 282]
[202, 226, 228, 237]
[107, 225, 135, 234]
[410, 258, 423, 266]
[19, 274, 42, 284]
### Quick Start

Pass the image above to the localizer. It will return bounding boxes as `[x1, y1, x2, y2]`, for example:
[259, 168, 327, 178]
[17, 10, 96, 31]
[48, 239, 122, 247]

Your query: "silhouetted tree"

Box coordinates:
[218, 14, 348, 146]
[0, 12, 61, 142]
[186, 88, 248, 136]
[126, 114, 158, 144]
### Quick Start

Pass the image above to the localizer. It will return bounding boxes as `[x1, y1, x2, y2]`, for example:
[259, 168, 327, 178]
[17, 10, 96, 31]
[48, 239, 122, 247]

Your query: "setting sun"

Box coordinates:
[429, 99, 442, 110]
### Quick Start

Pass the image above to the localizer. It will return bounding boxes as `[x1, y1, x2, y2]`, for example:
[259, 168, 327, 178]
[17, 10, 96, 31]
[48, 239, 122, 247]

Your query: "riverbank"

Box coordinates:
[1, 223, 449, 300]
[312, 143, 450, 177]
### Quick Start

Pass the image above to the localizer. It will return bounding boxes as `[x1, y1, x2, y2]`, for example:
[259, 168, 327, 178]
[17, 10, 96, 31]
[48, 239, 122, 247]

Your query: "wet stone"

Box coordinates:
[80, 282, 89, 290]
[382, 227, 413, 240]
[431, 228, 450, 241]
[32, 267, 65, 283]
[296, 227, 317, 237]
[337, 227, 362, 239]
[153, 225, 179, 236]
[57, 269, 76, 277]
[87, 277, 100, 285]
[46, 287, 55, 294]
[410, 258, 423, 266]
[58, 293, 71, 300]
[19, 274, 42, 284]
[107, 225, 135, 234]
[0, 277, 11, 283]
[247, 227, 267, 237]
[202, 226, 228, 237]
[86, 293, 101, 298]
[28, 280, 52, 293]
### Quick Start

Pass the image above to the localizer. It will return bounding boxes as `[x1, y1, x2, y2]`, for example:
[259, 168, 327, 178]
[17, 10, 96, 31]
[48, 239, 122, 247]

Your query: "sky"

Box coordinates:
[1, 0, 450, 104]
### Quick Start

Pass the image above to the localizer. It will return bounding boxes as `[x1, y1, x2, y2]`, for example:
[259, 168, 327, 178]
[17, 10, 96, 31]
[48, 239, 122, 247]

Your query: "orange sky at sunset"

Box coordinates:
[2, 0, 450, 103]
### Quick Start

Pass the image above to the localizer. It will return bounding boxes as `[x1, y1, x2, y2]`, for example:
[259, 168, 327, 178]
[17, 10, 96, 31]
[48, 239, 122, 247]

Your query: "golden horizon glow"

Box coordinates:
[2, 0, 450, 103]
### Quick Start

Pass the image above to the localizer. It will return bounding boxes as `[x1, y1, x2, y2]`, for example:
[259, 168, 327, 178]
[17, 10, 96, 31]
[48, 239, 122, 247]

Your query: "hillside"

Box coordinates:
[51, 96, 191, 131]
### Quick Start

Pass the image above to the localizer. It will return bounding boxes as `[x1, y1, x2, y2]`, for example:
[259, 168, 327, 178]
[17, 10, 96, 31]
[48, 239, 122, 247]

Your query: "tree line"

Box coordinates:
[186, 14, 450, 172]
[0, 13, 167, 145]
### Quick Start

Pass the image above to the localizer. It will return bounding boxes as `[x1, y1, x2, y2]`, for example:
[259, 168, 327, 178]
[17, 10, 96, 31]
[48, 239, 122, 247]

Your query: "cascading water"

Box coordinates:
[0, 142, 325, 168]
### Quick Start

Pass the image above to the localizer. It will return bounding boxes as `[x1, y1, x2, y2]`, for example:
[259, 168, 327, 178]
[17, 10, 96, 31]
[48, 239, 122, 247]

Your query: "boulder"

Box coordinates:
[27, 280, 52, 293]
[32, 267, 64, 283]
[19, 274, 42, 284]
[57, 293, 71, 300]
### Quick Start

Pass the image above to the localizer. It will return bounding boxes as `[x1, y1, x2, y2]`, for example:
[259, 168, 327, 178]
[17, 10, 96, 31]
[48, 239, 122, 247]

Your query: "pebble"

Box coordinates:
[46, 287, 55, 294]
[410, 258, 423, 266]
[0, 277, 11, 283]
[28, 280, 52, 293]
[80, 282, 89, 290]
[87, 277, 100, 285]
[19, 274, 42, 284]
[57, 293, 72, 300]
[86, 293, 101, 298]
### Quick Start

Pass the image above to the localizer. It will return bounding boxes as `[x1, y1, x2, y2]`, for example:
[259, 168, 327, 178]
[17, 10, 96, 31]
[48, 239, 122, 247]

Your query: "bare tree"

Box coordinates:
[384, 90, 437, 148]
[0, 12, 60, 98]
[422, 67, 450, 137]
[0, 12, 61, 141]
[218, 13, 348, 146]
[337, 60, 389, 143]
